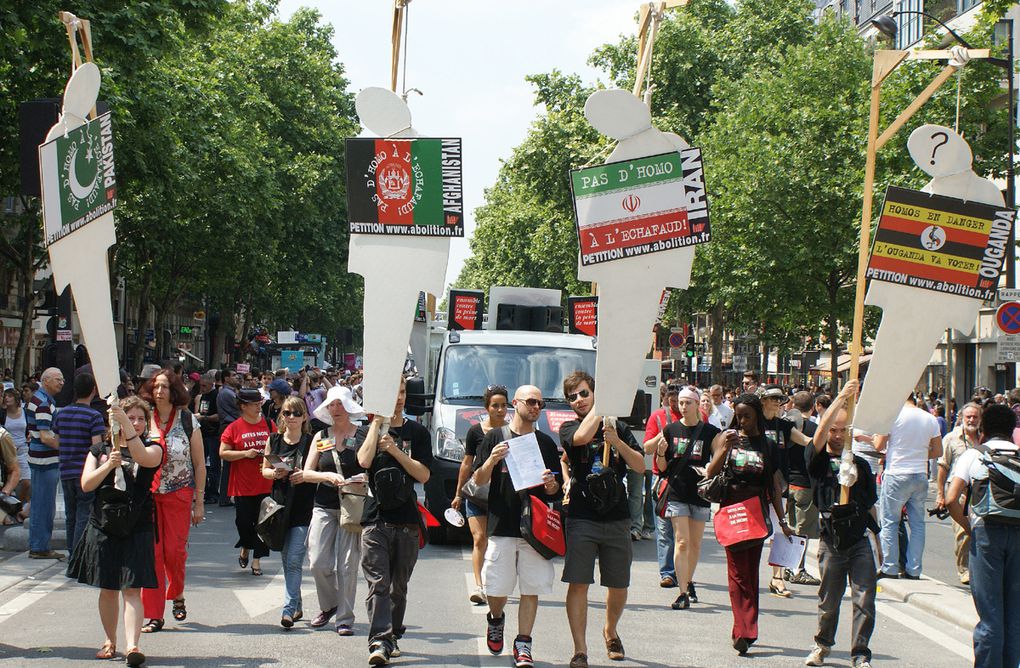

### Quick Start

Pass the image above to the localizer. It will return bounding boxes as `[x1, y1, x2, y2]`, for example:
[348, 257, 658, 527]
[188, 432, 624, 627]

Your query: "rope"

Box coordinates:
[954, 67, 963, 134]
[401, 2, 410, 101]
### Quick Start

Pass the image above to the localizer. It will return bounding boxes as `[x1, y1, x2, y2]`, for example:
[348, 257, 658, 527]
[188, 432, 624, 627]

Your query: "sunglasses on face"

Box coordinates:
[281, 410, 304, 418]
[567, 389, 591, 402]
[487, 384, 507, 393]
[517, 398, 545, 409]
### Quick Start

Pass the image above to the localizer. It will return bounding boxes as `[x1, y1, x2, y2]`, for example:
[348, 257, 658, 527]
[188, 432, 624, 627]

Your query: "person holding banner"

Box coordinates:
[703, 393, 791, 656]
[804, 379, 878, 668]
[67, 397, 163, 667]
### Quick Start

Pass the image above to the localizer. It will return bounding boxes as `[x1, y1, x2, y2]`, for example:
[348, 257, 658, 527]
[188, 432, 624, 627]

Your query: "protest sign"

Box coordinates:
[448, 289, 484, 331]
[866, 186, 1014, 302]
[570, 148, 709, 267]
[568, 296, 598, 336]
[345, 137, 463, 237]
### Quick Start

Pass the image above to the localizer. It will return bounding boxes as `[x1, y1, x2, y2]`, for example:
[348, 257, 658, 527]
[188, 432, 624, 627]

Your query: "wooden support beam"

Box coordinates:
[876, 64, 958, 150]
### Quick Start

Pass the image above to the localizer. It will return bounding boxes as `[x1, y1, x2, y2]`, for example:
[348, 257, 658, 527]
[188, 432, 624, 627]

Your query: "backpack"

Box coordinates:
[372, 428, 413, 511]
[970, 444, 1020, 526]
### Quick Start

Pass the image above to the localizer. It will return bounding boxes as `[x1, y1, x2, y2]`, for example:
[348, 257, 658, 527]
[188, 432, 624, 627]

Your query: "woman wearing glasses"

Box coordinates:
[261, 396, 316, 628]
[453, 385, 508, 606]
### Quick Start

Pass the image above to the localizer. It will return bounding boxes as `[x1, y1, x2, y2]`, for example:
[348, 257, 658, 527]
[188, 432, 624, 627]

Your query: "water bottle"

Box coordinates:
[592, 456, 603, 475]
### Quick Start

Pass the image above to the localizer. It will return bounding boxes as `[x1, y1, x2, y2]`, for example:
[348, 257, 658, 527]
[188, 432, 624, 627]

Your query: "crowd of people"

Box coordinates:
[0, 362, 1016, 668]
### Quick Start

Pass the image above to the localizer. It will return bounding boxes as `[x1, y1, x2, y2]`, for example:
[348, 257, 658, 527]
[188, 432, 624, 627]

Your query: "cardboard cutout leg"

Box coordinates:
[854, 281, 977, 434]
[348, 234, 449, 415]
[47, 213, 120, 396]
[580, 247, 694, 417]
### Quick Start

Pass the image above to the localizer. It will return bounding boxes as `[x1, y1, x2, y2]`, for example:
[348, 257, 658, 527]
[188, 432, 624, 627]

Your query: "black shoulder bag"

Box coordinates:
[655, 422, 703, 517]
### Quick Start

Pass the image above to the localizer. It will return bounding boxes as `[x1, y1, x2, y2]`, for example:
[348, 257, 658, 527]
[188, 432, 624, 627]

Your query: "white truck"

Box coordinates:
[406, 287, 660, 543]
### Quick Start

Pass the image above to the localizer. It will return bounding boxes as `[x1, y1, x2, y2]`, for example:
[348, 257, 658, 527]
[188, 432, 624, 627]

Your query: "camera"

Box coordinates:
[927, 506, 949, 520]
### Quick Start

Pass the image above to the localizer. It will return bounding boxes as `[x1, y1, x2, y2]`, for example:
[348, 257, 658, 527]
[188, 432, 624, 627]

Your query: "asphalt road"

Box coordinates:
[0, 500, 974, 668]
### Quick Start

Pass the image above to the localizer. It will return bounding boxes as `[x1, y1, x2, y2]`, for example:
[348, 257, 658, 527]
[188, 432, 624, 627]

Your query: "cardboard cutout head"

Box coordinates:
[907, 124, 971, 178]
[355, 87, 416, 138]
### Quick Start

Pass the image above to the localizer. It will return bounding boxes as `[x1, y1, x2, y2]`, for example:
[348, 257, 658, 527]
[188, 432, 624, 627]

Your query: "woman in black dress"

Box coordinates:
[67, 396, 163, 666]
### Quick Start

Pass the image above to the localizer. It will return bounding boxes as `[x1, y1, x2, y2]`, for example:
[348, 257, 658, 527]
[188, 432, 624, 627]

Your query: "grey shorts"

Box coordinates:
[665, 501, 710, 522]
[787, 486, 820, 539]
[562, 518, 632, 588]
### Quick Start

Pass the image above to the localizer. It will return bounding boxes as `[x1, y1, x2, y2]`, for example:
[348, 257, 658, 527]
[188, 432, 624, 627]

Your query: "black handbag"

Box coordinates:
[0, 493, 22, 517]
[697, 458, 732, 504]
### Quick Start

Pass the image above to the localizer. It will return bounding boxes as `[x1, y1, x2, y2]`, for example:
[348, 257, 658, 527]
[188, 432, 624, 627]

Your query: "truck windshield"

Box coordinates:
[440, 344, 596, 404]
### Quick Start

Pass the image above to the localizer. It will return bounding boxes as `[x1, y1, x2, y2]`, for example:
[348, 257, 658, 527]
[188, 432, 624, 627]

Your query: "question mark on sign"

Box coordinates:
[929, 131, 949, 165]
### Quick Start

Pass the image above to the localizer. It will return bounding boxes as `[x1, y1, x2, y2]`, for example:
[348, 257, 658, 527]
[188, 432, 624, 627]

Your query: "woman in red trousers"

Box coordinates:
[704, 393, 791, 656]
[139, 369, 206, 632]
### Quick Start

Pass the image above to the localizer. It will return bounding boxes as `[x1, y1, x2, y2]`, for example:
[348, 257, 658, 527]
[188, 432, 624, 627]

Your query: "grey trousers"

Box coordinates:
[361, 523, 420, 644]
[307, 506, 361, 627]
[815, 535, 876, 663]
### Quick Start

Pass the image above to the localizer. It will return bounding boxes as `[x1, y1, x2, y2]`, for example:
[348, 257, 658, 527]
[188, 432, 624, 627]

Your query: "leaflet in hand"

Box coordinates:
[264, 454, 293, 472]
[767, 533, 807, 570]
[504, 431, 547, 492]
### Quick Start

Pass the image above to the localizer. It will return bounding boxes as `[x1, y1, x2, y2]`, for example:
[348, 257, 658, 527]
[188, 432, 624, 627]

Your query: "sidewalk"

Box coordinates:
[879, 574, 977, 631]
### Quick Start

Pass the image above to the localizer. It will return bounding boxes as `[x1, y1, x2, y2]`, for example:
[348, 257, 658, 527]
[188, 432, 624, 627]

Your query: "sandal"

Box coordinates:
[141, 618, 165, 633]
[172, 598, 186, 621]
[251, 565, 263, 576]
[95, 641, 116, 659]
[769, 577, 792, 598]
[126, 647, 145, 667]
[239, 549, 249, 569]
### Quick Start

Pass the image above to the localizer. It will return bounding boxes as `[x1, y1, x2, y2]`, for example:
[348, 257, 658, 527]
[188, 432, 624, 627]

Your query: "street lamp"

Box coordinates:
[870, 10, 974, 49]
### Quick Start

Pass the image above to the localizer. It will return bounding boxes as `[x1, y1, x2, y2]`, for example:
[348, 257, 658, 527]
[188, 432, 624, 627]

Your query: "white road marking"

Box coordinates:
[876, 600, 973, 660]
[0, 567, 69, 623]
[234, 570, 287, 619]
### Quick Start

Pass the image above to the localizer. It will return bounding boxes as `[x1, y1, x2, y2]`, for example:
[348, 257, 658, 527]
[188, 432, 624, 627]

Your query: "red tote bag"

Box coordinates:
[521, 495, 566, 559]
[713, 496, 772, 552]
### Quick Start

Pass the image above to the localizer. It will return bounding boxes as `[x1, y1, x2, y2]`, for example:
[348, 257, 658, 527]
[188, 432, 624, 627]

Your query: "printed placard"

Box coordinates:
[866, 186, 1015, 301]
[345, 137, 464, 237]
[448, 289, 484, 331]
[38, 112, 118, 246]
[569, 148, 710, 266]
[568, 296, 598, 336]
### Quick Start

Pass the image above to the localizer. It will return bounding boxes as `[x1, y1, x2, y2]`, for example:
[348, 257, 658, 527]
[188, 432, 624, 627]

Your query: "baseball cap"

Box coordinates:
[268, 378, 292, 396]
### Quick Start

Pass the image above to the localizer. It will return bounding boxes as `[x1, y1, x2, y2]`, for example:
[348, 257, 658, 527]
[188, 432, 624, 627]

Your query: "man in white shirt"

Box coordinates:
[873, 397, 942, 579]
[709, 385, 733, 428]
[945, 403, 1020, 668]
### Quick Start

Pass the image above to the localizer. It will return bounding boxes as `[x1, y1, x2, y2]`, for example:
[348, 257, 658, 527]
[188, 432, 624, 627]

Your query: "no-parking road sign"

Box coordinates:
[996, 301, 1020, 336]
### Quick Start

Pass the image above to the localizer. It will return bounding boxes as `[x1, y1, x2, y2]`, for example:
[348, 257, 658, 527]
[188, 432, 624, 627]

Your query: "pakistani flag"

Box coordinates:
[345, 137, 464, 237]
[38, 112, 118, 246]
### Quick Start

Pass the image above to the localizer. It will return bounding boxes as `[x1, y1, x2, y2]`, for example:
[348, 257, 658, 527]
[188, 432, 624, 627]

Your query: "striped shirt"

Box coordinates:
[54, 403, 106, 481]
[27, 389, 56, 466]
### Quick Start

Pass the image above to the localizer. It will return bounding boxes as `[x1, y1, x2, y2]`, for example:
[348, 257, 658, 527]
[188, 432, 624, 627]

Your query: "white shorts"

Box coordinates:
[482, 536, 555, 597]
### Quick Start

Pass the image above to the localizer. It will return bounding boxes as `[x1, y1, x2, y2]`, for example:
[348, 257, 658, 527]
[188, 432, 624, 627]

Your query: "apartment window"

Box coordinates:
[927, 0, 957, 23]
[959, 0, 981, 12]
[898, 0, 924, 48]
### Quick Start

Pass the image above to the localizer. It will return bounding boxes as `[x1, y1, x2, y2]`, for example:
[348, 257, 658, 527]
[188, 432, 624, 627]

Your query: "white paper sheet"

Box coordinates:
[768, 534, 808, 570]
[504, 432, 547, 492]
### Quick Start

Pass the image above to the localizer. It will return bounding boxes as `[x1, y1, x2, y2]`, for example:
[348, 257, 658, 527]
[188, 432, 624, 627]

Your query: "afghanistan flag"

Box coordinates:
[344, 137, 464, 237]
[866, 186, 1015, 302]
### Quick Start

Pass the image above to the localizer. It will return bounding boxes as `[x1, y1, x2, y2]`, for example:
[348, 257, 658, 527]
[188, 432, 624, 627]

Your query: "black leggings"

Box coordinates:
[233, 494, 269, 558]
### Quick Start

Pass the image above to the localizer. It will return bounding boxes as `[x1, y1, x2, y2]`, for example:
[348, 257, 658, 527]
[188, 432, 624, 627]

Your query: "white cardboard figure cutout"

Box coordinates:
[348, 87, 450, 414]
[855, 124, 1004, 435]
[40, 62, 120, 396]
[581, 89, 695, 416]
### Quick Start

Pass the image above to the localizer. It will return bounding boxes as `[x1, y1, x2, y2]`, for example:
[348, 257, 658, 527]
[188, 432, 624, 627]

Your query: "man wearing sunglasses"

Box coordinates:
[559, 371, 645, 668]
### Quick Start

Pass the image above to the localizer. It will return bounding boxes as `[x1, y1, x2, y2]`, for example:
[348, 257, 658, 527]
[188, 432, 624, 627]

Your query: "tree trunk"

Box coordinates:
[131, 275, 153, 374]
[827, 273, 841, 393]
[710, 302, 724, 385]
[12, 210, 38, 383]
[760, 324, 769, 381]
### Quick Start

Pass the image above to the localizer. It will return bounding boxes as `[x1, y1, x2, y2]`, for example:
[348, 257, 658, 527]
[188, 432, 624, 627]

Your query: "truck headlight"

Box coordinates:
[437, 427, 465, 461]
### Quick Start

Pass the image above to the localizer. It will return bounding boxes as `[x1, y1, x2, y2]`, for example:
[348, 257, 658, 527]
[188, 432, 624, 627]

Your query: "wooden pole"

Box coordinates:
[390, 0, 405, 93]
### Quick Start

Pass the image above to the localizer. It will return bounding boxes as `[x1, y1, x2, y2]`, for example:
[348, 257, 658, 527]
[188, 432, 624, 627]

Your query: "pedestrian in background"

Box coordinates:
[219, 387, 273, 575]
[304, 385, 366, 635]
[194, 372, 220, 505]
[453, 384, 508, 606]
[3, 387, 29, 519]
[68, 398, 163, 667]
[54, 372, 105, 553]
[936, 402, 981, 584]
[139, 369, 205, 632]
[216, 369, 242, 507]
[27, 367, 64, 560]
[643, 383, 681, 588]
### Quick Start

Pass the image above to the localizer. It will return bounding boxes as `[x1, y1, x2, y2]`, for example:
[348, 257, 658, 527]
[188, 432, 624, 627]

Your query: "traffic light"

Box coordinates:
[685, 334, 695, 358]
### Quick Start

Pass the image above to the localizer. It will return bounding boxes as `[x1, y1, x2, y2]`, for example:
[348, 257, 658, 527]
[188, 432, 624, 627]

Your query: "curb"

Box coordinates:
[877, 575, 977, 631]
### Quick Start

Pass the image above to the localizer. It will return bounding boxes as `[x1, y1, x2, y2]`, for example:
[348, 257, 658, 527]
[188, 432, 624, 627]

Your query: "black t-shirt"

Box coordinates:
[464, 423, 485, 458]
[361, 419, 433, 526]
[723, 434, 778, 505]
[269, 433, 316, 528]
[262, 399, 282, 426]
[89, 440, 160, 534]
[661, 420, 719, 507]
[312, 428, 363, 510]
[560, 418, 642, 522]
[475, 426, 561, 537]
[786, 420, 815, 488]
[807, 446, 877, 521]
[764, 416, 795, 479]
[197, 389, 219, 437]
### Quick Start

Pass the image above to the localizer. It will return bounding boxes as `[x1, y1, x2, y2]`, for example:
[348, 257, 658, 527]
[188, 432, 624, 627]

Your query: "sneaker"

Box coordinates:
[310, 607, 337, 628]
[687, 581, 698, 603]
[469, 586, 487, 605]
[852, 661, 873, 668]
[876, 571, 899, 581]
[671, 593, 690, 610]
[28, 550, 65, 560]
[368, 641, 391, 666]
[569, 652, 589, 668]
[513, 635, 534, 668]
[336, 624, 354, 636]
[390, 639, 400, 657]
[630, 530, 642, 541]
[640, 529, 654, 540]
[805, 644, 830, 666]
[792, 570, 821, 586]
[903, 573, 921, 580]
[659, 575, 677, 588]
[783, 568, 795, 581]
[960, 571, 970, 585]
[486, 612, 505, 654]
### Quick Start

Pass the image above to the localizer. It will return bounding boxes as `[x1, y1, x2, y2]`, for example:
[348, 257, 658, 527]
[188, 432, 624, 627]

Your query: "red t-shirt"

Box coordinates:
[221, 417, 274, 497]
[645, 407, 681, 475]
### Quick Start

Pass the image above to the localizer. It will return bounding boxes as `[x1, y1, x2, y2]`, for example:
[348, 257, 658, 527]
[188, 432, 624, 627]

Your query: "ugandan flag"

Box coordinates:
[344, 137, 464, 237]
[866, 186, 1013, 301]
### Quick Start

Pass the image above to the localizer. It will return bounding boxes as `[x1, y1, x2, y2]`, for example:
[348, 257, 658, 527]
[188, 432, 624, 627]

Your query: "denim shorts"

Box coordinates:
[665, 501, 710, 523]
[464, 499, 486, 519]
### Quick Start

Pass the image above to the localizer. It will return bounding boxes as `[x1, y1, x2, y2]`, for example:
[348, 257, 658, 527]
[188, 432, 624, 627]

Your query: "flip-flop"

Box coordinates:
[172, 598, 186, 621]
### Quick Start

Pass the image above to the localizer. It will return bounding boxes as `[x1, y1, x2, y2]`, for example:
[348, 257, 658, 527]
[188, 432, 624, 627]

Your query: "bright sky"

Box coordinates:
[277, 0, 642, 290]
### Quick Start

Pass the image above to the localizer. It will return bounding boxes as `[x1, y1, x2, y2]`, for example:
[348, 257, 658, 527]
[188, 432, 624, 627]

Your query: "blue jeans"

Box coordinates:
[28, 464, 59, 553]
[61, 478, 94, 553]
[627, 469, 654, 534]
[879, 472, 927, 576]
[969, 522, 1020, 668]
[655, 513, 675, 580]
[282, 525, 309, 617]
